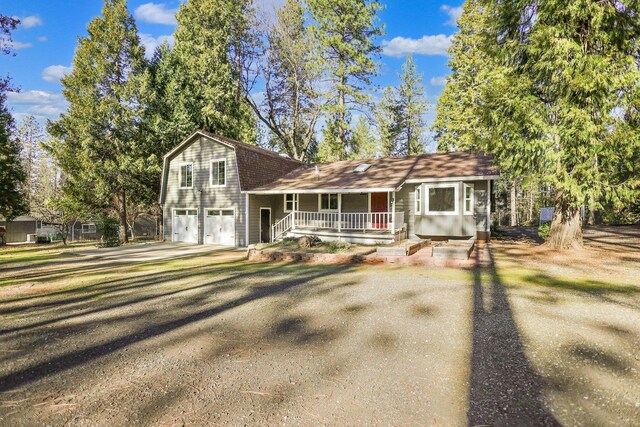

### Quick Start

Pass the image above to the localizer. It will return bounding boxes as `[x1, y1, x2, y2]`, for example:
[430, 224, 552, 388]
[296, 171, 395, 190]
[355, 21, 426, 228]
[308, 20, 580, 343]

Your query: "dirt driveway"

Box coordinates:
[1, 232, 639, 426]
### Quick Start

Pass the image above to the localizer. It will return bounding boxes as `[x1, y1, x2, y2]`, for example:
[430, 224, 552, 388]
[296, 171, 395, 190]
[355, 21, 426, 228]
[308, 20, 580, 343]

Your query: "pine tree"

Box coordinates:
[375, 55, 428, 157]
[16, 116, 44, 205]
[0, 92, 27, 221]
[432, 0, 492, 152]
[480, 0, 640, 248]
[246, 0, 321, 161]
[351, 116, 378, 159]
[308, 0, 384, 160]
[47, 0, 154, 242]
[394, 55, 427, 156]
[170, 0, 257, 142]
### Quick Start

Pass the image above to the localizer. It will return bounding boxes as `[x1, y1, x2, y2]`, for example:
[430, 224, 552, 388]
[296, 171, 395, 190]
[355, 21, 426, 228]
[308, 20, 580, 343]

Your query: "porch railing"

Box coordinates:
[271, 211, 405, 242]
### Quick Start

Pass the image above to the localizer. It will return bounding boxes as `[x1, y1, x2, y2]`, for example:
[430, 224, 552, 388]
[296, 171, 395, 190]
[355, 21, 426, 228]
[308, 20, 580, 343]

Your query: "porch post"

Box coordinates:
[391, 191, 395, 236]
[292, 193, 296, 230]
[486, 180, 491, 233]
[337, 193, 342, 233]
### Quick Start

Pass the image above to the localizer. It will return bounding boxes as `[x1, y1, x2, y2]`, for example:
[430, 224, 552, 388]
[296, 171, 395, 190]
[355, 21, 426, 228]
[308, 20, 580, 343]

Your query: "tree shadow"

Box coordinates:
[467, 246, 560, 426]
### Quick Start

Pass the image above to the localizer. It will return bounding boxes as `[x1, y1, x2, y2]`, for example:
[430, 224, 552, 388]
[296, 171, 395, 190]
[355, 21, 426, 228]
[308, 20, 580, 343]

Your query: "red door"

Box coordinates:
[370, 192, 388, 229]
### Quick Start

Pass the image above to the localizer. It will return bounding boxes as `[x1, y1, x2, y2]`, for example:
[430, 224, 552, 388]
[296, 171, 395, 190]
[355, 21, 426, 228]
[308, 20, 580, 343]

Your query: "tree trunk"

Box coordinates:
[548, 204, 583, 249]
[528, 189, 533, 224]
[588, 208, 596, 225]
[510, 182, 517, 226]
[120, 190, 129, 243]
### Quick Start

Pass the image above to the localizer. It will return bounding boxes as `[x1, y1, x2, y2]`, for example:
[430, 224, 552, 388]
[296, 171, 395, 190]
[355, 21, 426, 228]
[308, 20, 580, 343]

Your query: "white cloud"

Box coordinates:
[37, 36, 48, 42]
[139, 33, 174, 57]
[440, 5, 463, 26]
[134, 3, 177, 25]
[18, 15, 43, 29]
[6, 90, 69, 119]
[42, 65, 73, 83]
[430, 76, 448, 87]
[1, 36, 33, 50]
[382, 35, 452, 58]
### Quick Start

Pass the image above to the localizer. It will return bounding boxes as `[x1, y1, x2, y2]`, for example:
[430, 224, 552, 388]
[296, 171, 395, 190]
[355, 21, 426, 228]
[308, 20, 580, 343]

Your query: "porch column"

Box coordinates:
[391, 192, 395, 236]
[486, 180, 491, 233]
[292, 193, 296, 230]
[337, 194, 342, 232]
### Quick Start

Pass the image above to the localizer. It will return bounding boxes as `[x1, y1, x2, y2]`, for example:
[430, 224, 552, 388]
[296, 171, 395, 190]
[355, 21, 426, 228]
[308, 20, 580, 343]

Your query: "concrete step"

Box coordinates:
[432, 240, 475, 260]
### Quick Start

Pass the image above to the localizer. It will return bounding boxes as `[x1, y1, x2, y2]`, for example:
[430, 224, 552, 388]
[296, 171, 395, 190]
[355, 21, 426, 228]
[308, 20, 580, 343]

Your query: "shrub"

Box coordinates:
[96, 215, 121, 247]
[327, 240, 351, 253]
[538, 222, 551, 241]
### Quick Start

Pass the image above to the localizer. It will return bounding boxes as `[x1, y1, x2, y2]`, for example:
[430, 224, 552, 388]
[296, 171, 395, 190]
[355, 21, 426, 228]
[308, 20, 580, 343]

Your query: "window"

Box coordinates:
[319, 193, 339, 211]
[82, 223, 96, 233]
[284, 194, 298, 212]
[426, 184, 458, 215]
[179, 163, 193, 188]
[415, 186, 422, 215]
[210, 159, 226, 187]
[353, 163, 372, 173]
[464, 184, 474, 215]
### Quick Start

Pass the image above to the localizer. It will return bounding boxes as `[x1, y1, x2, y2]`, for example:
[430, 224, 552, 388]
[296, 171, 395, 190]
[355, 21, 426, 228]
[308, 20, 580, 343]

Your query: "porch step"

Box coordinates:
[432, 239, 475, 260]
[377, 239, 430, 257]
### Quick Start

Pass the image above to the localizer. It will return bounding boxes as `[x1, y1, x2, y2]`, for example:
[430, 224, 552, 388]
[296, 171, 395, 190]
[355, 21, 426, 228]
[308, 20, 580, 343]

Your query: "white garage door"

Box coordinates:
[205, 209, 235, 246]
[173, 209, 198, 243]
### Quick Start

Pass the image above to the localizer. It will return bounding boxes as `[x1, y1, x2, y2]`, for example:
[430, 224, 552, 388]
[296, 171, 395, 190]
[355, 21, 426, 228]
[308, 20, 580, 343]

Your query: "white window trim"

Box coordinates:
[209, 158, 227, 187]
[82, 223, 96, 233]
[283, 194, 299, 213]
[415, 186, 422, 215]
[464, 183, 474, 215]
[179, 162, 193, 189]
[318, 193, 339, 212]
[425, 183, 459, 216]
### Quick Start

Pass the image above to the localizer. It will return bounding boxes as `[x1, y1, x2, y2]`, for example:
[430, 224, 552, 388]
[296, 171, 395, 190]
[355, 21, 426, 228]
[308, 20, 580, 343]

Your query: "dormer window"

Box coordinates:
[353, 163, 372, 173]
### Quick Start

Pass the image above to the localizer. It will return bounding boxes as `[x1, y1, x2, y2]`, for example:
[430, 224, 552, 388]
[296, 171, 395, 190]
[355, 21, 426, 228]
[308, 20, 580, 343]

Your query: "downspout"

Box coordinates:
[245, 193, 249, 247]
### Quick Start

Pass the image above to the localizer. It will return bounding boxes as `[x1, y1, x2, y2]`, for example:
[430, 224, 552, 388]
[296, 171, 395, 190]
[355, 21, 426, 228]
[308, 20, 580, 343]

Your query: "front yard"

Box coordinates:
[0, 227, 639, 426]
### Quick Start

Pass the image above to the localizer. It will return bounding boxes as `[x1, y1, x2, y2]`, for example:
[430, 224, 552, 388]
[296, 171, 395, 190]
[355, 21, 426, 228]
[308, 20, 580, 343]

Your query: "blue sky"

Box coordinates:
[1, 0, 463, 139]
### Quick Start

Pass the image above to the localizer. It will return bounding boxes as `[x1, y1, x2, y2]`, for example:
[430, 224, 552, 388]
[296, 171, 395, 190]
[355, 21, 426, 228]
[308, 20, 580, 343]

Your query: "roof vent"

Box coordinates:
[353, 163, 372, 173]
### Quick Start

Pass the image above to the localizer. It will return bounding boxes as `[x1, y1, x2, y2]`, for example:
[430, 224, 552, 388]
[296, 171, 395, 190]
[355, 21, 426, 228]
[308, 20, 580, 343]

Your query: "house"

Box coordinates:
[159, 130, 499, 247]
[0, 216, 38, 244]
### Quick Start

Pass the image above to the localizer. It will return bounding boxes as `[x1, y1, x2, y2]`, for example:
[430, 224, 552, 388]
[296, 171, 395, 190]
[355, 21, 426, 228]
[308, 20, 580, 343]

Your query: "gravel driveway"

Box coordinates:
[0, 240, 639, 426]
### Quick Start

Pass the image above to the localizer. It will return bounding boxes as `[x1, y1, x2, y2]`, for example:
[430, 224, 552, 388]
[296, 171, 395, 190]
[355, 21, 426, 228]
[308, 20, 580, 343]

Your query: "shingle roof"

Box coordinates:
[197, 130, 302, 191]
[248, 151, 498, 193]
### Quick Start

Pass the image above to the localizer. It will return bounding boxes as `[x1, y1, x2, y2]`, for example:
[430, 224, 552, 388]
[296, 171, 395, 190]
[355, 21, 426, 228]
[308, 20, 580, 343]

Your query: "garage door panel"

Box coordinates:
[173, 209, 198, 243]
[205, 209, 235, 246]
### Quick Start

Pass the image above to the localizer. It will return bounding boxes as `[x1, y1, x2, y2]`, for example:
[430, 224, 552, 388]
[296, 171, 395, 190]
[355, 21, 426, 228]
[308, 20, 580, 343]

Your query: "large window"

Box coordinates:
[284, 194, 298, 212]
[464, 183, 474, 215]
[179, 163, 193, 188]
[82, 223, 96, 233]
[415, 186, 422, 215]
[426, 184, 457, 215]
[210, 159, 226, 187]
[319, 193, 338, 211]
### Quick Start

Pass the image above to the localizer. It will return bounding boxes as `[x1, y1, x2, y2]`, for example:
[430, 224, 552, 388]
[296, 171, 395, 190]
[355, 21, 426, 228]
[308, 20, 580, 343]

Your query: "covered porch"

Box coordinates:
[248, 191, 406, 245]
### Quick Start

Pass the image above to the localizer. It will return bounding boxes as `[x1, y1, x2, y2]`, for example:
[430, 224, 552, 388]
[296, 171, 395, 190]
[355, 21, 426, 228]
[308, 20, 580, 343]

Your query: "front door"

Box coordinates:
[260, 208, 271, 243]
[370, 192, 388, 229]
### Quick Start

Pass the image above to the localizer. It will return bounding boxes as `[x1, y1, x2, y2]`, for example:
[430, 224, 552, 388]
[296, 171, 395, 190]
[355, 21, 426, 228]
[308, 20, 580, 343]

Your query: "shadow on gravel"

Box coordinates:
[0, 263, 351, 394]
[467, 246, 560, 426]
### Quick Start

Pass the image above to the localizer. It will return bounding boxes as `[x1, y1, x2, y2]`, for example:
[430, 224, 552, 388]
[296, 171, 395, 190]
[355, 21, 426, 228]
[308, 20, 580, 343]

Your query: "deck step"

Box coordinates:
[432, 240, 475, 260]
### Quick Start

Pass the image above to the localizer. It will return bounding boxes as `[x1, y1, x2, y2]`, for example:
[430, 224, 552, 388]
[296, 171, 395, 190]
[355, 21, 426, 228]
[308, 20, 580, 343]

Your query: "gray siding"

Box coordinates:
[163, 136, 247, 246]
[0, 221, 36, 243]
[412, 180, 489, 238]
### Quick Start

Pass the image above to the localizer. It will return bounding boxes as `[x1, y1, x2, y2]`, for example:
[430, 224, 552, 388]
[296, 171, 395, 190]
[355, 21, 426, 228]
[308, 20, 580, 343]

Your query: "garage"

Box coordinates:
[205, 209, 235, 246]
[173, 209, 198, 243]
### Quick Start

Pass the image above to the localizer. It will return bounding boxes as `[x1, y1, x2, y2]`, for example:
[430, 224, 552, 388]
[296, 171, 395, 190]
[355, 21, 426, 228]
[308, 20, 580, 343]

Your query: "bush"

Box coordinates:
[96, 215, 121, 247]
[327, 240, 351, 253]
[538, 222, 551, 241]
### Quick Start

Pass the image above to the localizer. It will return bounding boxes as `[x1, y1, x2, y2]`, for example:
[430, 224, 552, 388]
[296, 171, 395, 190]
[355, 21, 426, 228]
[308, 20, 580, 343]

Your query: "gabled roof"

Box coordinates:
[247, 151, 499, 193]
[159, 130, 302, 202]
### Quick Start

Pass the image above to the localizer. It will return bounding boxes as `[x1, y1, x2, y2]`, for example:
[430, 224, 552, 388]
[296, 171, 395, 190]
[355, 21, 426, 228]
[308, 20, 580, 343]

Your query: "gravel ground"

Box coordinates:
[1, 231, 639, 426]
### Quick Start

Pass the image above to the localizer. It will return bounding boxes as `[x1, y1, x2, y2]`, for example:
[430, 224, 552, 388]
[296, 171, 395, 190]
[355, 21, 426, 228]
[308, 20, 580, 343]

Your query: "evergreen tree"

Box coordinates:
[351, 115, 378, 158]
[247, 0, 321, 161]
[0, 93, 27, 221]
[47, 0, 154, 242]
[16, 116, 44, 205]
[170, 0, 257, 142]
[308, 0, 384, 160]
[432, 0, 491, 152]
[375, 55, 428, 157]
[480, 0, 640, 248]
[393, 54, 427, 156]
